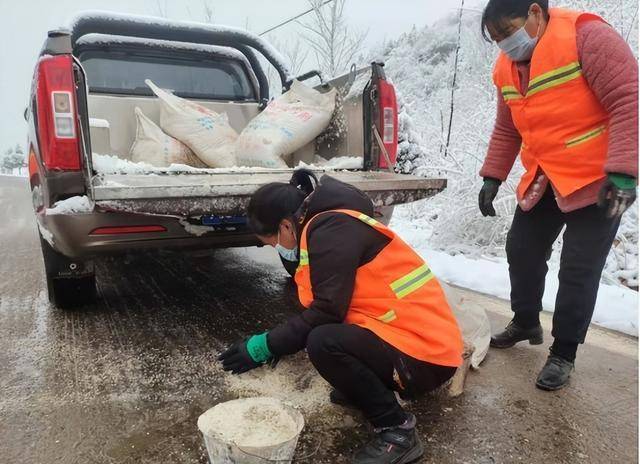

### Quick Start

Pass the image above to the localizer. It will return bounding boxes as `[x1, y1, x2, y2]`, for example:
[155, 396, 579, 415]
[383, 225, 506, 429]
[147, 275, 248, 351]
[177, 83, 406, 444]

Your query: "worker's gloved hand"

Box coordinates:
[218, 333, 273, 375]
[598, 173, 637, 218]
[478, 178, 501, 217]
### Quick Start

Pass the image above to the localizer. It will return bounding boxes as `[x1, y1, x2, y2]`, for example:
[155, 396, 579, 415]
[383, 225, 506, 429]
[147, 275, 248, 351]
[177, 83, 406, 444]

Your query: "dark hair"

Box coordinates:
[247, 169, 318, 236]
[481, 0, 549, 42]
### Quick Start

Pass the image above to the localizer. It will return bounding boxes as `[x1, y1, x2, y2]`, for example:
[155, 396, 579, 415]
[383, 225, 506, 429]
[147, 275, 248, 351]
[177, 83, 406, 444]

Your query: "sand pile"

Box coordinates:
[223, 353, 331, 415]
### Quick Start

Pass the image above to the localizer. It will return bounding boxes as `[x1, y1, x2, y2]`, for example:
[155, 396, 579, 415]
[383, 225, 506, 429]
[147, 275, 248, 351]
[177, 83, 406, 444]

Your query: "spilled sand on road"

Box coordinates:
[223, 352, 331, 415]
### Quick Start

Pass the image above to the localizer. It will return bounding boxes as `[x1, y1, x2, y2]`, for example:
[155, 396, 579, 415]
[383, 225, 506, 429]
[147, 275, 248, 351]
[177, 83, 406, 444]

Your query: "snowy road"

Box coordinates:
[0, 175, 637, 463]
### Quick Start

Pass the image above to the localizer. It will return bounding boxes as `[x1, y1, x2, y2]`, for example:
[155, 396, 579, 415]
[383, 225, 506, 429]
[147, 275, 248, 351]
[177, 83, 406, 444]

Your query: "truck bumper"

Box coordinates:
[40, 210, 260, 260]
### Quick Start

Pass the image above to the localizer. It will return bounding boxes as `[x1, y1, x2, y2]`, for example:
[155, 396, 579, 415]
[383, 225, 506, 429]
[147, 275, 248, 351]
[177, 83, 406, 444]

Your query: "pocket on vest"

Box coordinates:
[565, 125, 607, 148]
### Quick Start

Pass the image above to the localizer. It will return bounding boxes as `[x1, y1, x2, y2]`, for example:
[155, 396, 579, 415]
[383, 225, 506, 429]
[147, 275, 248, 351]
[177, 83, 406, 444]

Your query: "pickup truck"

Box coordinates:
[27, 11, 446, 308]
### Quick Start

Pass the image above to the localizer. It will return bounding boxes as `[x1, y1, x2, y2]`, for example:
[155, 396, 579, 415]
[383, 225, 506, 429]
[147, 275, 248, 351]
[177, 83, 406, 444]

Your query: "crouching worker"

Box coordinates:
[218, 169, 463, 464]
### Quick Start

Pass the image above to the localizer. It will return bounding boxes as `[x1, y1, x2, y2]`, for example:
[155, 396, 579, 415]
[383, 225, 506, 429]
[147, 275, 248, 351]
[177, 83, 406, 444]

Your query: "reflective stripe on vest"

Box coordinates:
[501, 85, 521, 101]
[493, 8, 609, 199]
[298, 249, 309, 267]
[357, 213, 380, 227]
[377, 309, 397, 323]
[501, 62, 583, 101]
[390, 263, 434, 299]
[527, 61, 582, 96]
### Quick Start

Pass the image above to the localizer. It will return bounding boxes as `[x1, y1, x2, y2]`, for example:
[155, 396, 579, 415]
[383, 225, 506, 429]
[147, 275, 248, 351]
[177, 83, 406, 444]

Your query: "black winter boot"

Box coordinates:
[536, 354, 574, 391]
[352, 414, 424, 464]
[490, 320, 543, 348]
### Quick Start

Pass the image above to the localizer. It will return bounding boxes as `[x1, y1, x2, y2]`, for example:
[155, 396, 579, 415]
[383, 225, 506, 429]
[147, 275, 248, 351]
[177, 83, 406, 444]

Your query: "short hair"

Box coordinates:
[481, 0, 550, 42]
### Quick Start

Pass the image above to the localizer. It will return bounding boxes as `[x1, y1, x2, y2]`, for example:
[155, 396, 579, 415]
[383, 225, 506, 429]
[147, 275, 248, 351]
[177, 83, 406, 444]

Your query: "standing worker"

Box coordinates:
[478, 0, 638, 390]
[218, 170, 463, 464]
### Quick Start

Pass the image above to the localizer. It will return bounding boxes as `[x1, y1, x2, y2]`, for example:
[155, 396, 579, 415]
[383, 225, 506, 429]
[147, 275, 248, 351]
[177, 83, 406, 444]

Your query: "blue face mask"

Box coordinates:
[498, 14, 540, 62]
[275, 229, 298, 262]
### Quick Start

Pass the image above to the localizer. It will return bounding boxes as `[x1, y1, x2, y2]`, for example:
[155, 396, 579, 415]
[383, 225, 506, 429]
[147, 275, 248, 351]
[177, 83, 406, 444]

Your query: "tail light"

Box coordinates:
[36, 55, 82, 171]
[89, 225, 167, 235]
[377, 79, 398, 169]
[28, 147, 39, 179]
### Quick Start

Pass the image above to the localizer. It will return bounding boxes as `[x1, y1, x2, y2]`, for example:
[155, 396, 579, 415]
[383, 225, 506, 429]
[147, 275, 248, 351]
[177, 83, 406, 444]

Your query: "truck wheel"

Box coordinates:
[39, 234, 97, 308]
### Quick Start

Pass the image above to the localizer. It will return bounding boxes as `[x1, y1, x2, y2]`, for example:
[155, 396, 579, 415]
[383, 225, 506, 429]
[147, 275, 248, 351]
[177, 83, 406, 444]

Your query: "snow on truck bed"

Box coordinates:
[91, 153, 364, 175]
[46, 196, 93, 215]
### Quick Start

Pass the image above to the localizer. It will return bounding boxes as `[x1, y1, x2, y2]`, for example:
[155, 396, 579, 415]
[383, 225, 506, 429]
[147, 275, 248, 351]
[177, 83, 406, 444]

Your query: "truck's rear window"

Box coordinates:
[79, 52, 256, 101]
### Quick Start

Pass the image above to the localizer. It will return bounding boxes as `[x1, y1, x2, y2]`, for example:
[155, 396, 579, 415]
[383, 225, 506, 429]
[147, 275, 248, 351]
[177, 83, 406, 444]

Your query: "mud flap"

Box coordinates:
[40, 235, 95, 279]
[40, 234, 96, 307]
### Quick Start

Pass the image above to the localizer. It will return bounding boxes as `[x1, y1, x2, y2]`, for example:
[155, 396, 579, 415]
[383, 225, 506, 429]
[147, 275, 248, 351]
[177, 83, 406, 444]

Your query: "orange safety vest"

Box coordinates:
[493, 8, 610, 199]
[295, 209, 463, 367]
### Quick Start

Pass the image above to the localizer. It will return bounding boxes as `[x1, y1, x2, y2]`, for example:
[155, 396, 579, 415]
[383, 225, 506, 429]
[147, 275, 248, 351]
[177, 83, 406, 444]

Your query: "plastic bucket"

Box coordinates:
[197, 397, 305, 464]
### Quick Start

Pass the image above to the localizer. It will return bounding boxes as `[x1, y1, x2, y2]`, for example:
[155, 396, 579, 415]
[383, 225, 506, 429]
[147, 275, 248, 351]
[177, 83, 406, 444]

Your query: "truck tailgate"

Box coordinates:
[92, 171, 446, 216]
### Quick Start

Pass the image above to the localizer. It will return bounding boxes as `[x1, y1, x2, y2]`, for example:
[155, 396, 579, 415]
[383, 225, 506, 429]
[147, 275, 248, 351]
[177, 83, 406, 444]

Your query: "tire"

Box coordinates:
[39, 234, 97, 308]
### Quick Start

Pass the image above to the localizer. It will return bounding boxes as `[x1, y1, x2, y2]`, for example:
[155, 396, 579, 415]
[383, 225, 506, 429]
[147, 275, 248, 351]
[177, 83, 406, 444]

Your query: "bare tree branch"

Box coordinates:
[152, 0, 168, 18]
[202, 0, 215, 24]
[301, 0, 367, 78]
[267, 36, 311, 76]
[444, 0, 465, 158]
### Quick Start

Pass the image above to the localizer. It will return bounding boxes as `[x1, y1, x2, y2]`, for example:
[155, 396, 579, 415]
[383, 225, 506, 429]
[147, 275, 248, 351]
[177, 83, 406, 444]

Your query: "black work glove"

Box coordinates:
[598, 173, 637, 218]
[218, 333, 276, 375]
[478, 178, 501, 217]
[218, 339, 262, 375]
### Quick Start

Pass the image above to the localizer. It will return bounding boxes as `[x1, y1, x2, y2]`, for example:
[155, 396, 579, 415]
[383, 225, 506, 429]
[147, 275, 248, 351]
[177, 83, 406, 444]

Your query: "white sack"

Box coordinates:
[442, 283, 491, 369]
[145, 79, 238, 168]
[235, 80, 337, 168]
[129, 107, 207, 168]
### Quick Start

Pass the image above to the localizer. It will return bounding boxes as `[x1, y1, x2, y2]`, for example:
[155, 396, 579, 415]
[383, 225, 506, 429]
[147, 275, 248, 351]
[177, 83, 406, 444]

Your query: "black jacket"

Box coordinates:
[267, 175, 390, 356]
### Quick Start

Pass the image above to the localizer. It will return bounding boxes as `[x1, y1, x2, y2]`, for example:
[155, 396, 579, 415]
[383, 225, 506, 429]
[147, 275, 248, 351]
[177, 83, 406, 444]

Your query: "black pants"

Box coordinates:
[507, 187, 621, 360]
[306, 324, 456, 428]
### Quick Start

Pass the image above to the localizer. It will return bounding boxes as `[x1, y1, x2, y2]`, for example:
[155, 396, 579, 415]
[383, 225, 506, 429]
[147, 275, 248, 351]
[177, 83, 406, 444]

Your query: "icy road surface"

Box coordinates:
[0, 175, 637, 463]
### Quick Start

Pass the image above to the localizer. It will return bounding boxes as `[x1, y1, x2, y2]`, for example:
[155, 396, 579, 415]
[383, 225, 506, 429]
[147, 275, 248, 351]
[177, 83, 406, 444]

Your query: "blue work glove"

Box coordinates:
[218, 333, 273, 375]
[598, 173, 637, 218]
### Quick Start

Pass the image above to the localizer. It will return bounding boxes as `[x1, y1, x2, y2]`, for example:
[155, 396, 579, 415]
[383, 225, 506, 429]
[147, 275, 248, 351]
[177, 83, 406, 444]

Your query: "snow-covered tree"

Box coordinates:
[2, 147, 25, 172]
[379, 0, 639, 286]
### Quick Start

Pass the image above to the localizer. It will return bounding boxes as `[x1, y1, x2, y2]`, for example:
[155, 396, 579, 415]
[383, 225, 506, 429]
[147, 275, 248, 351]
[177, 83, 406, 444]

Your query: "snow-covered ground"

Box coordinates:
[391, 205, 639, 337]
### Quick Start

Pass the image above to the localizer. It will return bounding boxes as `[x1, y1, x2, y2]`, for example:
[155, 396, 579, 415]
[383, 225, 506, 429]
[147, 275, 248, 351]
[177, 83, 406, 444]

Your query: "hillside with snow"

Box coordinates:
[377, 0, 639, 290]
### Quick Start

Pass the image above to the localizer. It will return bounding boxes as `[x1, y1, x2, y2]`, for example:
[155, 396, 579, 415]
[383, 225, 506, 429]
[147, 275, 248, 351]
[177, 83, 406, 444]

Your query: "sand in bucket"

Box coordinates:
[198, 397, 305, 464]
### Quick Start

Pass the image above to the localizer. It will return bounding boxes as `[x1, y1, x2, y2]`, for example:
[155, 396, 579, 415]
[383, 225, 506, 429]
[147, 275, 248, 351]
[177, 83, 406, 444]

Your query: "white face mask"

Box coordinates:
[497, 14, 540, 62]
[275, 228, 298, 262]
